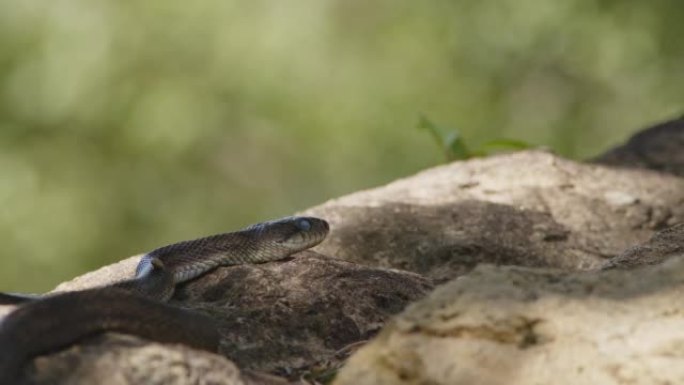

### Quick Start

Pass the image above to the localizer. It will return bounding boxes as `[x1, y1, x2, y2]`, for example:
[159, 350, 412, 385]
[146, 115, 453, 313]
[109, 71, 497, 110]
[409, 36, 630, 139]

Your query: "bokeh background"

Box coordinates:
[0, 1, 682, 292]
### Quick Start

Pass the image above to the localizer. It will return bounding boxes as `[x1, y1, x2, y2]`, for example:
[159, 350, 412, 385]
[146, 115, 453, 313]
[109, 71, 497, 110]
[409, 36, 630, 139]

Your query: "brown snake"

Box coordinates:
[0, 216, 329, 383]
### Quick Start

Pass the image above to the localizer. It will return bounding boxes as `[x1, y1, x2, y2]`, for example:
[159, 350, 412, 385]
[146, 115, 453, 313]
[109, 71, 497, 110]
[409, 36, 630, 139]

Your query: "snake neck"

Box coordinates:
[135, 216, 329, 286]
[138, 231, 281, 285]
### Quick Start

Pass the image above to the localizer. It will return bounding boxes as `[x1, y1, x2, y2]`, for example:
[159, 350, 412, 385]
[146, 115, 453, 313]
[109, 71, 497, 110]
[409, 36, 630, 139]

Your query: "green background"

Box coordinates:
[0, 1, 682, 291]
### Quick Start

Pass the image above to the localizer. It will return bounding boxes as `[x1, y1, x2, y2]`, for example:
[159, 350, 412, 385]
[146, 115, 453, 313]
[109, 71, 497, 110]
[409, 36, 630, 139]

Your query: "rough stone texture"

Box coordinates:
[602, 223, 684, 269]
[9, 252, 431, 384]
[334, 256, 684, 385]
[594, 115, 684, 176]
[27, 334, 248, 385]
[174, 252, 431, 377]
[304, 151, 684, 281]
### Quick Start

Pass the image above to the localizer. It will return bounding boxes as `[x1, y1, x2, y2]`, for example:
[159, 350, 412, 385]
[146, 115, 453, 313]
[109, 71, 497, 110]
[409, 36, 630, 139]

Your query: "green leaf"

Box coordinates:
[480, 139, 535, 153]
[417, 115, 471, 162]
[443, 130, 471, 160]
[417, 116, 534, 161]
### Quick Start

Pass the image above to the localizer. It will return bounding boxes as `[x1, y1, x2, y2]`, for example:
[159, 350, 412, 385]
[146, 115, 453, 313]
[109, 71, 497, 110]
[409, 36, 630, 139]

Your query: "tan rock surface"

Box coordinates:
[603, 223, 684, 269]
[174, 252, 432, 376]
[28, 335, 248, 385]
[306, 150, 684, 281]
[334, 256, 684, 385]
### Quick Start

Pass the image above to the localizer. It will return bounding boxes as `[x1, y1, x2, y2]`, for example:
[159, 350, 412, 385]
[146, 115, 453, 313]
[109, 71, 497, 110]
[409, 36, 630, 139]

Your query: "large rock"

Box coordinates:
[334, 255, 684, 385]
[28, 335, 254, 385]
[602, 223, 684, 269]
[175, 252, 431, 376]
[14, 252, 430, 384]
[594, 116, 684, 176]
[305, 151, 684, 281]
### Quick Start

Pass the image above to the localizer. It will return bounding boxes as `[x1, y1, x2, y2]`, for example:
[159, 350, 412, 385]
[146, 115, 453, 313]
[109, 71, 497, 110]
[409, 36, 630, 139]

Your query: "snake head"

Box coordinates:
[249, 216, 330, 252]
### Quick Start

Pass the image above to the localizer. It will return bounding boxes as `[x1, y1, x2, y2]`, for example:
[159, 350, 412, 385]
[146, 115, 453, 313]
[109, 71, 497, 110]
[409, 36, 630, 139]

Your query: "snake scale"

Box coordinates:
[0, 216, 329, 384]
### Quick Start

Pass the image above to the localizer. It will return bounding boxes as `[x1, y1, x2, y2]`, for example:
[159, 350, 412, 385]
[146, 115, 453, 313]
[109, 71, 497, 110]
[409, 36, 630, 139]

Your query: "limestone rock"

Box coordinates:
[174, 252, 432, 377]
[27, 335, 248, 385]
[334, 257, 684, 385]
[11, 252, 430, 384]
[305, 151, 684, 281]
[602, 223, 684, 269]
[594, 115, 684, 176]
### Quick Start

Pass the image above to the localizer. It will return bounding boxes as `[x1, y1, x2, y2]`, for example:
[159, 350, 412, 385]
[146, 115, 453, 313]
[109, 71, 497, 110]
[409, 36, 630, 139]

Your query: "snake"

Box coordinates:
[0, 216, 329, 384]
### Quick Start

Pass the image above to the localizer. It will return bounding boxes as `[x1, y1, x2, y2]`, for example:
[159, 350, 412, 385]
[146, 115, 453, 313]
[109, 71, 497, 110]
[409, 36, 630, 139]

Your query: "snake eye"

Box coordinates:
[296, 218, 312, 231]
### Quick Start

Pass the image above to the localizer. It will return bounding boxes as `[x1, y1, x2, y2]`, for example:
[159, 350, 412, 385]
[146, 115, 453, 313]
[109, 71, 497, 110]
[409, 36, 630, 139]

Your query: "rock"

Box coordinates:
[12, 252, 431, 384]
[334, 256, 684, 385]
[602, 223, 684, 269]
[27, 335, 248, 385]
[305, 151, 684, 280]
[594, 116, 684, 176]
[175, 252, 432, 377]
[6, 126, 684, 384]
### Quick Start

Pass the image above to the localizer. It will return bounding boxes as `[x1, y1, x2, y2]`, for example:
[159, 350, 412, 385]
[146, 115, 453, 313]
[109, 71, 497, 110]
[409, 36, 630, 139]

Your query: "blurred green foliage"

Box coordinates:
[0, 1, 682, 291]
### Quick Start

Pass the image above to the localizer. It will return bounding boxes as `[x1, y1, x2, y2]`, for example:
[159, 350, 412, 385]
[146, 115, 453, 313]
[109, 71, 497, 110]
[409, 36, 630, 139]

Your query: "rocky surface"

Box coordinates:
[175, 252, 431, 376]
[3, 118, 684, 384]
[14, 252, 431, 384]
[304, 150, 684, 281]
[28, 335, 250, 385]
[334, 255, 684, 385]
[594, 115, 684, 176]
[602, 223, 684, 269]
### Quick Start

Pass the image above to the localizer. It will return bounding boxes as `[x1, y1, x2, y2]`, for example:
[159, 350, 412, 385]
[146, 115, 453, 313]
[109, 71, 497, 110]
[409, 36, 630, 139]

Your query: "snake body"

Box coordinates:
[0, 216, 329, 383]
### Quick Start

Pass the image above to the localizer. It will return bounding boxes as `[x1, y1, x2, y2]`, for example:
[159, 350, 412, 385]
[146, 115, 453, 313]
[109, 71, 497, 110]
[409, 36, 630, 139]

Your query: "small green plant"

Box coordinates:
[417, 115, 534, 162]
